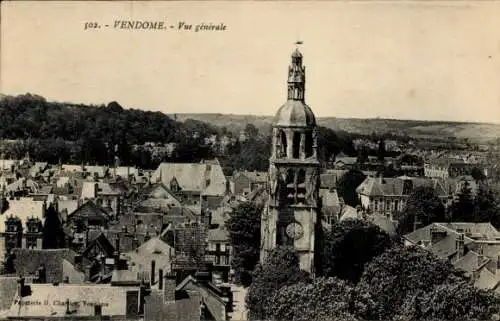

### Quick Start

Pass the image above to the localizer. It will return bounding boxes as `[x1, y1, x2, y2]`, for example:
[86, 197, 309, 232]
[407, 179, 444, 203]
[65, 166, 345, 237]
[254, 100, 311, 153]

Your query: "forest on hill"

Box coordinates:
[0, 94, 219, 167]
[0, 94, 356, 171]
[173, 113, 500, 143]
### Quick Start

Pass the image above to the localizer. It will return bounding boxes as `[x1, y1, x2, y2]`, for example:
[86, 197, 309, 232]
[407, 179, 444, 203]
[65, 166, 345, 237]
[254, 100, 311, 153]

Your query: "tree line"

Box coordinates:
[396, 181, 500, 234]
[0, 94, 358, 171]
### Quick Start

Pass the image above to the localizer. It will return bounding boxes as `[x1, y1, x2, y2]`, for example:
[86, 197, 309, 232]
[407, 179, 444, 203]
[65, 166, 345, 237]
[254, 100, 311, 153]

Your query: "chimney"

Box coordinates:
[38, 265, 47, 283]
[114, 237, 121, 270]
[158, 269, 164, 290]
[150, 260, 156, 285]
[456, 233, 465, 258]
[65, 299, 71, 315]
[17, 275, 25, 297]
[115, 237, 120, 255]
[133, 236, 139, 250]
[164, 272, 176, 302]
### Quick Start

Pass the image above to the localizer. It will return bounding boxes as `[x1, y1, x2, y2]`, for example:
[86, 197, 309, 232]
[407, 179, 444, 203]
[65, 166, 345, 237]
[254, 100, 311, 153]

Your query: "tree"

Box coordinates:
[316, 127, 356, 163]
[472, 183, 500, 228]
[357, 245, 461, 320]
[270, 277, 364, 321]
[336, 169, 366, 207]
[450, 181, 475, 222]
[225, 135, 271, 172]
[1, 250, 16, 275]
[321, 219, 393, 283]
[226, 202, 262, 286]
[471, 167, 486, 181]
[414, 280, 500, 321]
[356, 146, 369, 164]
[0, 197, 9, 214]
[244, 123, 259, 138]
[396, 186, 446, 235]
[246, 247, 311, 320]
[42, 204, 65, 249]
[377, 139, 385, 162]
[172, 136, 214, 163]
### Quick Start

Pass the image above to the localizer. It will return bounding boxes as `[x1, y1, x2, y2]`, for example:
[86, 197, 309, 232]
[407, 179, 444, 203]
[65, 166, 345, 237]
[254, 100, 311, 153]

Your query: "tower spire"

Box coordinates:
[288, 42, 306, 101]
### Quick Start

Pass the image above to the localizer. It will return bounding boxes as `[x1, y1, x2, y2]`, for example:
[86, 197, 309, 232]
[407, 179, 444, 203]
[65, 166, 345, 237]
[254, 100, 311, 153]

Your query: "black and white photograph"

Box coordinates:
[1, 1, 500, 320]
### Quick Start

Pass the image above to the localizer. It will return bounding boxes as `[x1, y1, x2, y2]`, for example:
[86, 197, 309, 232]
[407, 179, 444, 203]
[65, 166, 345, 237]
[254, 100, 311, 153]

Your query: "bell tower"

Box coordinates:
[260, 45, 321, 274]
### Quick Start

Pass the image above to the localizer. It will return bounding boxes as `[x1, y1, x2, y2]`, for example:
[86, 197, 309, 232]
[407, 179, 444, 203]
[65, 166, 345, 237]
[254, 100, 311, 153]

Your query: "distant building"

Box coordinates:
[206, 226, 231, 283]
[230, 171, 267, 196]
[333, 157, 358, 170]
[0, 198, 46, 259]
[356, 176, 452, 218]
[80, 182, 121, 216]
[151, 162, 228, 205]
[424, 158, 484, 179]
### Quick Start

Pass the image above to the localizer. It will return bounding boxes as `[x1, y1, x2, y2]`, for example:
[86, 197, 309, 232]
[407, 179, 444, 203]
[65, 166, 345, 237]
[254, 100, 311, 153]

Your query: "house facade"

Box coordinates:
[356, 176, 452, 218]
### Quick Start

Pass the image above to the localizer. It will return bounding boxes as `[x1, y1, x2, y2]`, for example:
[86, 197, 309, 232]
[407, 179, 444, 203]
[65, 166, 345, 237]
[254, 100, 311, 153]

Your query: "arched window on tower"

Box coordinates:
[286, 169, 295, 204]
[296, 169, 306, 204]
[292, 132, 301, 159]
[305, 131, 313, 158]
[279, 130, 287, 158]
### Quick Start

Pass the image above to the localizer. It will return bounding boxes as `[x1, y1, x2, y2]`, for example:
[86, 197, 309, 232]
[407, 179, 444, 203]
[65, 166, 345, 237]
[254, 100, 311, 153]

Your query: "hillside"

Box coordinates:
[170, 113, 500, 142]
[0, 94, 219, 167]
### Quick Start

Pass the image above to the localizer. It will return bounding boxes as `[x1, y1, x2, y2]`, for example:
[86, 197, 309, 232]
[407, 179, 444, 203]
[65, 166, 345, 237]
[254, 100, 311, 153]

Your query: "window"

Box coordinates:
[286, 169, 295, 203]
[296, 169, 306, 204]
[94, 305, 102, 317]
[221, 243, 226, 252]
[292, 132, 301, 159]
[305, 131, 313, 158]
[278, 130, 287, 158]
[26, 237, 37, 249]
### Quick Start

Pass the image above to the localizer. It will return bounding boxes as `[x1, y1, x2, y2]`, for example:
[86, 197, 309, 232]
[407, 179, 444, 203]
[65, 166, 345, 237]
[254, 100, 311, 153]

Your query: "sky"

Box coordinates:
[1, 1, 500, 123]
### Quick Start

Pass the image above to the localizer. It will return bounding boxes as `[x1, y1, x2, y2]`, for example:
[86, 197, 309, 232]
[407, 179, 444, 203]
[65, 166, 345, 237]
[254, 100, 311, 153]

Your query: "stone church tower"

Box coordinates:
[260, 47, 321, 274]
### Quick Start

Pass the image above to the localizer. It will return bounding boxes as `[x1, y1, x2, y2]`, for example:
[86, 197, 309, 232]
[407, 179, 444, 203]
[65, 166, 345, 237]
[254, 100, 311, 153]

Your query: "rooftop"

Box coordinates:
[274, 100, 316, 127]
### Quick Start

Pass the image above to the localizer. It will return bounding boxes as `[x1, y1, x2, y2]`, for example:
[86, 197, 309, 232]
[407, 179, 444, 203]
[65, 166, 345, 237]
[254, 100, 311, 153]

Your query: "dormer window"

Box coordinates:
[170, 177, 180, 192]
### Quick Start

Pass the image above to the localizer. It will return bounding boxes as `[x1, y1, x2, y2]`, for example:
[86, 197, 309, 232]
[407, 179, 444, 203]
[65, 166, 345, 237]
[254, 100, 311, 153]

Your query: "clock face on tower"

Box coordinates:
[286, 222, 304, 240]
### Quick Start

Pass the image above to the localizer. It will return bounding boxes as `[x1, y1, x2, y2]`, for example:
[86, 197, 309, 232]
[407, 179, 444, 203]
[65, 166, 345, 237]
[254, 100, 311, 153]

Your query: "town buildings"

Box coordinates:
[424, 158, 484, 179]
